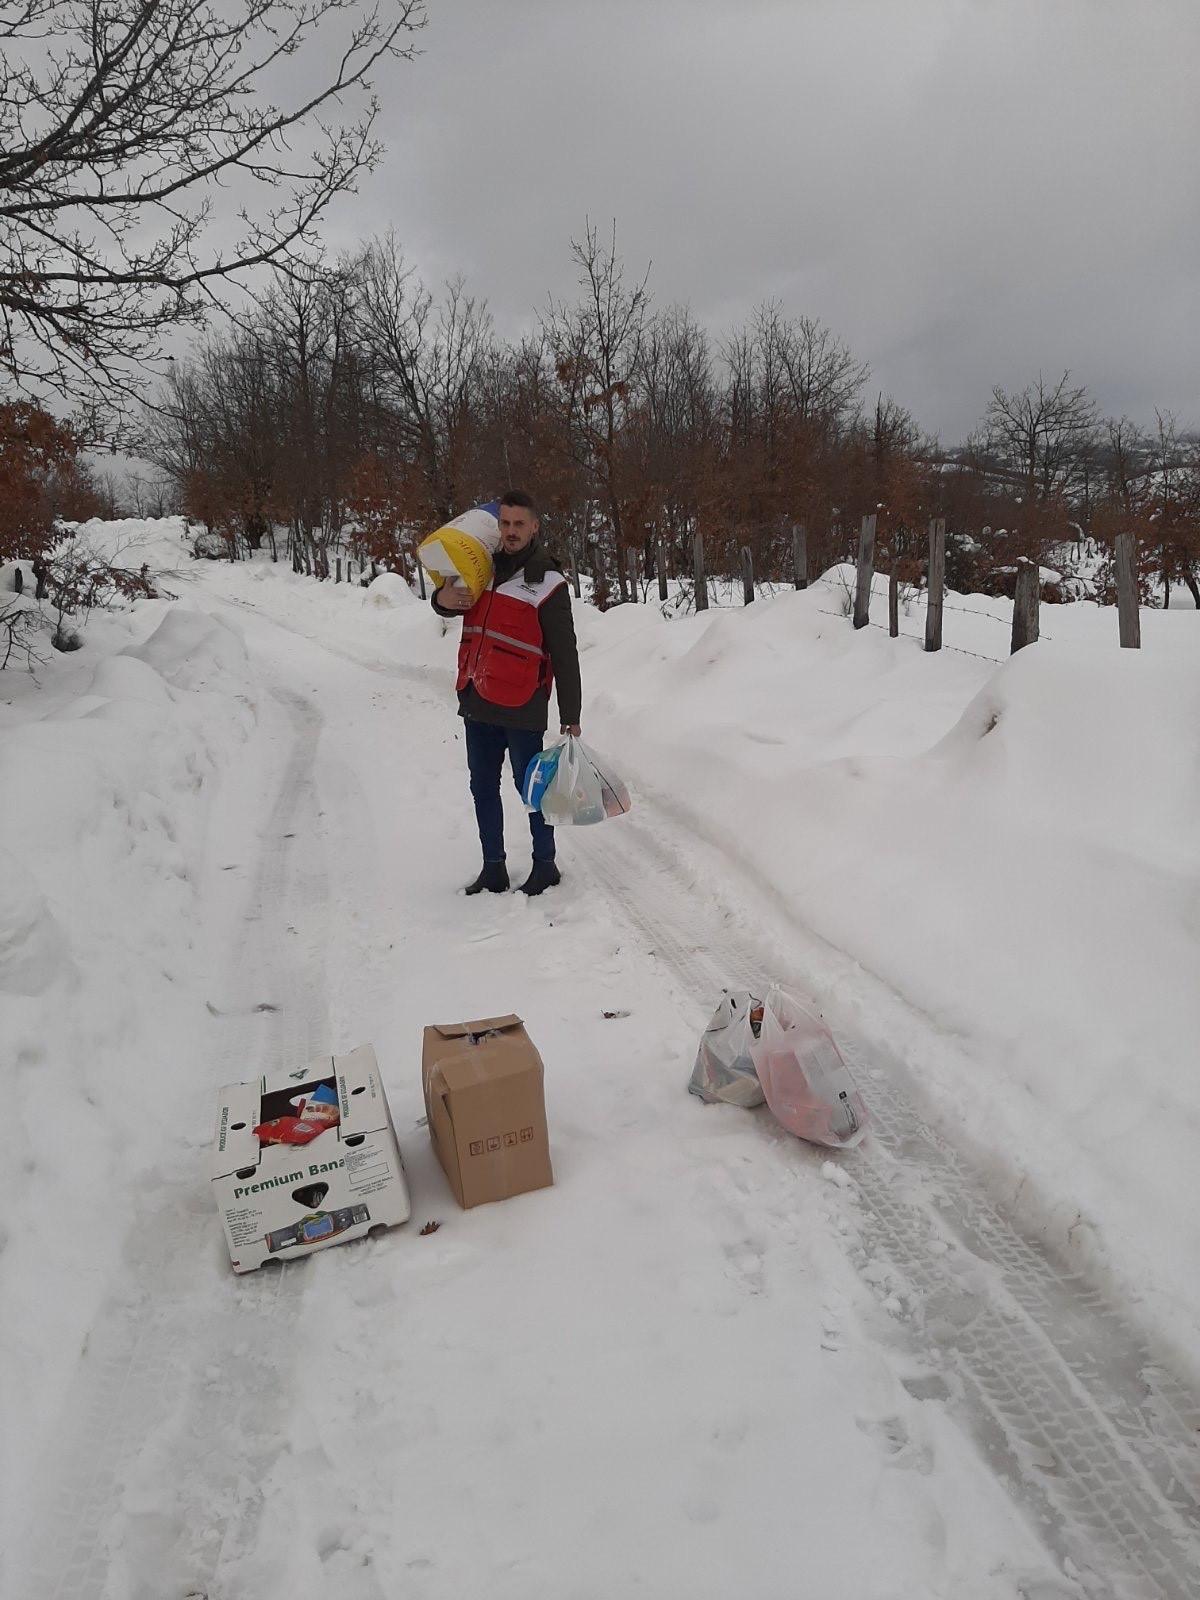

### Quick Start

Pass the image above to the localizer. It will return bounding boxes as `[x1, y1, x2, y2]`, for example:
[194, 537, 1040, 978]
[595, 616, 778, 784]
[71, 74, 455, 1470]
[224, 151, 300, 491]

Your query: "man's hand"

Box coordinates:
[438, 581, 472, 611]
[561, 724, 581, 736]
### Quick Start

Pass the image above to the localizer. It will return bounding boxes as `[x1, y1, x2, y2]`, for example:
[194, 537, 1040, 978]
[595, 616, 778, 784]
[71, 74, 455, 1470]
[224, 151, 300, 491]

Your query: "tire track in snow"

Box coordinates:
[168, 571, 1200, 1598]
[21, 663, 386, 1600]
[570, 813, 1200, 1600]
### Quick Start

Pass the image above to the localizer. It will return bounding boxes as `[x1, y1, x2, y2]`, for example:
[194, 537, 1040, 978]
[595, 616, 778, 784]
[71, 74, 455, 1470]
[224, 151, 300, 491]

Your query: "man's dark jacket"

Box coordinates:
[431, 540, 582, 732]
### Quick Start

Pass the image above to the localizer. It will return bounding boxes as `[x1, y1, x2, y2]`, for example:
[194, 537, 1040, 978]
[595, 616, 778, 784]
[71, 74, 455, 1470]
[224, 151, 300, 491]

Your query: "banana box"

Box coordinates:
[212, 1044, 410, 1272]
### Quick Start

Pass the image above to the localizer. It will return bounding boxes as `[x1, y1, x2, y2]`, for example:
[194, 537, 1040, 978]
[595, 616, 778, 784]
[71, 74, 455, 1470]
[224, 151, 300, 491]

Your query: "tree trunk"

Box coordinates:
[741, 545, 754, 605]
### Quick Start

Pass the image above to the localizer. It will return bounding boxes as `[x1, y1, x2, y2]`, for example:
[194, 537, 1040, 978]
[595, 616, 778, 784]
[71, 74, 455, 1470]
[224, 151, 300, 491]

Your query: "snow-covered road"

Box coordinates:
[15, 574, 1200, 1600]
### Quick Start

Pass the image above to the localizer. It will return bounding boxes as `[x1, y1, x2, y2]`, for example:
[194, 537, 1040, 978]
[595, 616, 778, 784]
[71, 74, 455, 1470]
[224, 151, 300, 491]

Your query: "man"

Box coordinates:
[432, 489, 582, 896]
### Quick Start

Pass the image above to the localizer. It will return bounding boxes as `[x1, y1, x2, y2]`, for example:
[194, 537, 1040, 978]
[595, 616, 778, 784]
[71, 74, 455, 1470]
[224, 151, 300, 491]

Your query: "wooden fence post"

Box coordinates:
[1011, 558, 1041, 653]
[1115, 532, 1141, 648]
[693, 529, 708, 612]
[335, 558, 342, 584]
[853, 513, 876, 629]
[414, 558, 426, 599]
[888, 558, 899, 638]
[741, 545, 755, 605]
[793, 522, 808, 590]
[569, 538, 582, 600]
[925, 517, 946, 653]
[627, 547, 640, 601]
[657, 539, 668, 602]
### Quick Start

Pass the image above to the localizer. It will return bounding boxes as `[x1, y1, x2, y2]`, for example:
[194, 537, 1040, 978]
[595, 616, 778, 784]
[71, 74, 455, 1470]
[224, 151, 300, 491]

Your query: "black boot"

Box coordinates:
[519, 860, 561, 896]
[464, 861, 509, 895]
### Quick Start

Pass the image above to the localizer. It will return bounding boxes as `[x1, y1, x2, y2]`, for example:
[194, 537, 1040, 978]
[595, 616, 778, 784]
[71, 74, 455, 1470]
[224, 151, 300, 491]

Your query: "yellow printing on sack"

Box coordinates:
[418, 530, 493, 603]
[417, 502, 501, 605]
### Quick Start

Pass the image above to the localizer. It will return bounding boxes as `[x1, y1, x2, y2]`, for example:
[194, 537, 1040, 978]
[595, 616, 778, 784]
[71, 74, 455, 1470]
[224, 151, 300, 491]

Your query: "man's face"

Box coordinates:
[498, 503, 538, 554]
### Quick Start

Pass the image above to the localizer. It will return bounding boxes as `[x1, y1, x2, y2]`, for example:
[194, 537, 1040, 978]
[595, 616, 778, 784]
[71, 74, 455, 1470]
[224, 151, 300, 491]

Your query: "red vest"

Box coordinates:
[456, 567, 567, 708]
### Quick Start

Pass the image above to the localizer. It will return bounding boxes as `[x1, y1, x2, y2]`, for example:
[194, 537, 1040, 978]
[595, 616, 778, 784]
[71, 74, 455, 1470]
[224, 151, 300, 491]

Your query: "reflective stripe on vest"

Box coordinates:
[480, 627, 541, 655]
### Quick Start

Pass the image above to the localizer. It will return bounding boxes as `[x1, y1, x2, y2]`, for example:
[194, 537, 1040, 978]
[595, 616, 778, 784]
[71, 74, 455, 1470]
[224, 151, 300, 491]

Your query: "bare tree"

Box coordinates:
[542, 220, 651, 598]
[0, 0, 424, 409]
[631, 305, 718, 574]
[1148, 410, 1200, 607]
[1102, 416, 1149, 512]
[985, 371, 1099, 501]
[353, 233, 494, 521]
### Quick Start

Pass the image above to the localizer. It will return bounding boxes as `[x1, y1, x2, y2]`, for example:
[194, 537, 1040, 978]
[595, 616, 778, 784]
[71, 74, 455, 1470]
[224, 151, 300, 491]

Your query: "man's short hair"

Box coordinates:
[499, 488, 539, 519]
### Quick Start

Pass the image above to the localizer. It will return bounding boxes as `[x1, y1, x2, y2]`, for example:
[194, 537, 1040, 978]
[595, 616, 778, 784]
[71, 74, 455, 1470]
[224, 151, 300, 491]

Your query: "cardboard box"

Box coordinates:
[422, 1015, 553, 1208]
[212, 1044, 411, 1272]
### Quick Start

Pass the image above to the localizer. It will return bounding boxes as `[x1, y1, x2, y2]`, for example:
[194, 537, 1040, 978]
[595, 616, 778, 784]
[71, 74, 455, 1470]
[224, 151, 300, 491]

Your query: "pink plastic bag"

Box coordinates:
[751, 986, 868, 1148]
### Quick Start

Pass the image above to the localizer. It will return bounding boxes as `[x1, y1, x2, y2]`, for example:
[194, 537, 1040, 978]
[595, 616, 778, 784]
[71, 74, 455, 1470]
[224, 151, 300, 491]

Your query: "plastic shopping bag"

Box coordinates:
[525, 736, 632, 826]
[418, 501, 501, 604]
[688, 990, 765, 1107]
[751, 986, 868, 1148]
[521, 738, 565, 813]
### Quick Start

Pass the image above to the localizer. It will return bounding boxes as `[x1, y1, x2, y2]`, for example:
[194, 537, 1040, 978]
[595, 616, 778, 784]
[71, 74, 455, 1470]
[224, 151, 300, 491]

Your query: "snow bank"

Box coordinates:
[0, 851, 70, 995]
[197, 557, 450, 672]
[0, 601, 255, 1527]
[64, 513, 191, 571]
[579, 581, 1200, 1359]
[364, 570, 419, 608]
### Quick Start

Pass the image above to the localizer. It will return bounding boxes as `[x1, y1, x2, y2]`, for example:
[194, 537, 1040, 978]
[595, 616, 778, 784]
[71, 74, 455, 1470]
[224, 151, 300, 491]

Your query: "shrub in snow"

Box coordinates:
[191, 528, 228, 560]
[1, 596, 44, 669]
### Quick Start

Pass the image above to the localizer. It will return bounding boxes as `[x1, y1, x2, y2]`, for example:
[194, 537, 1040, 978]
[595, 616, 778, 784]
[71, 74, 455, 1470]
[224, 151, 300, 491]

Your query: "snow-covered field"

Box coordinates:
[2, 520, 1198, 1600]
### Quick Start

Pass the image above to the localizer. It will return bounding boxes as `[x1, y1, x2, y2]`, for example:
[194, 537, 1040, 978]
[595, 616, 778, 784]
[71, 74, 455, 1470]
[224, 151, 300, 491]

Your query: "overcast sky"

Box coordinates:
[322, 0, 1199, 443]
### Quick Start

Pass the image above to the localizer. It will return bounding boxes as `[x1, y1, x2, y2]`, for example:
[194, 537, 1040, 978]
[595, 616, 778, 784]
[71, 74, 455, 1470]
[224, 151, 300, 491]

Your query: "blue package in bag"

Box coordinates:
[522, 741, 564, 812]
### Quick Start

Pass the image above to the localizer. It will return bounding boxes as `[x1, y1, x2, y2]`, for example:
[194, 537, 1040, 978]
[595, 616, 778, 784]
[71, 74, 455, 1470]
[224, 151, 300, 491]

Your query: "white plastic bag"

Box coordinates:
[688, 990, 765, 1107]
[751, 986, 868, 1148]
[532, 736, 631, 827]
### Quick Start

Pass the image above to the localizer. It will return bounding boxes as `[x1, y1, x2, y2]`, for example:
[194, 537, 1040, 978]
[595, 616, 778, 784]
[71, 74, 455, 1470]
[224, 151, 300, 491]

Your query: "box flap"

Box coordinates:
[212, 1080, 264, 1181]
[435, 1049, 542, 1095]
[335, 1043, 390, 1137]
[430, 1014, 523, 1040]
[262, 1051, 336, 1096]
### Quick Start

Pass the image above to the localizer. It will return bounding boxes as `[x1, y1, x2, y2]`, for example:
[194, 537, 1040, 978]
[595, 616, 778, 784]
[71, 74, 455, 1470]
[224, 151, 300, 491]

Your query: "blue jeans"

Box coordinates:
[465, 720, 556, 864]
